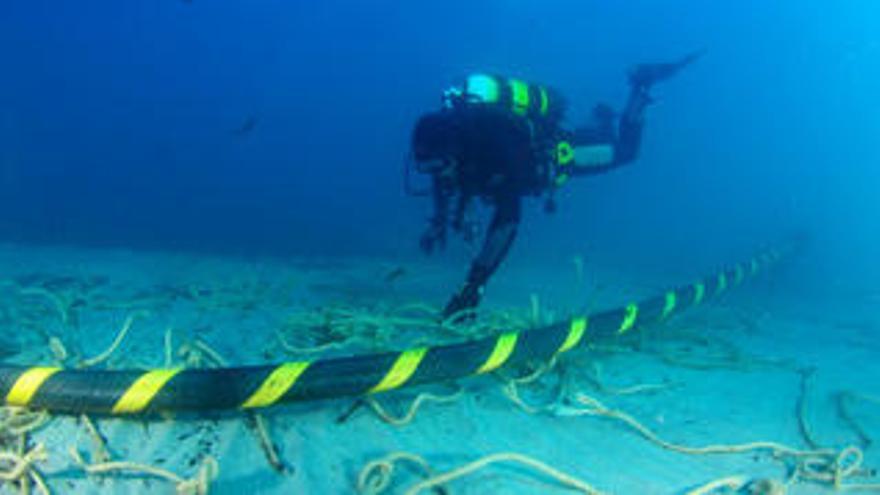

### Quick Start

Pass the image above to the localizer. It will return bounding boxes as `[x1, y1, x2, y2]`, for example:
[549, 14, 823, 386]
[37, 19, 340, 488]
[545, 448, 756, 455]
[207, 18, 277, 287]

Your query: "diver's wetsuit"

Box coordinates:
[433, 85, 651, 318]
[412, 54, 699, 319]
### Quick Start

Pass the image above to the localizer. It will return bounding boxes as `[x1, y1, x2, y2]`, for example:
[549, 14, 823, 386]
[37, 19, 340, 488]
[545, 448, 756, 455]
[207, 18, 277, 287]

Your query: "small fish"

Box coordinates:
[384, 266, 407, 283]
[231, 115, 259, 137]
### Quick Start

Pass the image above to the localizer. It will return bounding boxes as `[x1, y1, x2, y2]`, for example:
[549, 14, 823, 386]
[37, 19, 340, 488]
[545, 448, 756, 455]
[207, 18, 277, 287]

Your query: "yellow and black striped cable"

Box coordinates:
[0, 246, 790, 415]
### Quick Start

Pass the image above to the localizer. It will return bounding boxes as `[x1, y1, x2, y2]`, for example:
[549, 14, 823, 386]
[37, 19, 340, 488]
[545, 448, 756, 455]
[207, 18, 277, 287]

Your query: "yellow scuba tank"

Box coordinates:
[443, 73, 565, 124]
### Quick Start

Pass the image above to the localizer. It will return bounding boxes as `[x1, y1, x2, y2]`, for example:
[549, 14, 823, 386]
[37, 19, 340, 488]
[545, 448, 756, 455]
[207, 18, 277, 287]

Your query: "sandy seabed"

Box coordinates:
[0, 242, 877, 495]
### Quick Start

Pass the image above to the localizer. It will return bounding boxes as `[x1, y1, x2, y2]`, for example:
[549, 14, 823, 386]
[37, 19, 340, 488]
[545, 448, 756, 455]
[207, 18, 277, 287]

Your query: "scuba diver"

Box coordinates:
[409, 52, 701, 320]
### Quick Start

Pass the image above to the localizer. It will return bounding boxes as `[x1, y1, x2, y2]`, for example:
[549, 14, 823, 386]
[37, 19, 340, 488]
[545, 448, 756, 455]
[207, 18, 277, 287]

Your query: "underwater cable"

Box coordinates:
[0, 246, 792, 416]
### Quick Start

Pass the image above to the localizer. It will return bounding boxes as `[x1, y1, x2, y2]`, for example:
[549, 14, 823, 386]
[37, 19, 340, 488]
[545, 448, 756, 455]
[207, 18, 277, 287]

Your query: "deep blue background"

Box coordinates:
[1, 1, 877, 292]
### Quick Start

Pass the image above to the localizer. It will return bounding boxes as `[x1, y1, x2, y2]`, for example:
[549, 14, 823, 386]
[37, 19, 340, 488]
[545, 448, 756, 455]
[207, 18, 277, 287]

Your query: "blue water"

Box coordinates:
[2, 1, 878, 287]
[1, 2, 879, 493]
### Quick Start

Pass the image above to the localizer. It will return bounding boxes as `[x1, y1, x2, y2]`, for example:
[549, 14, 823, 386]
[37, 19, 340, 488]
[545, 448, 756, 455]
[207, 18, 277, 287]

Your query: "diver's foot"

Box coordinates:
[629, 50, 704, 91]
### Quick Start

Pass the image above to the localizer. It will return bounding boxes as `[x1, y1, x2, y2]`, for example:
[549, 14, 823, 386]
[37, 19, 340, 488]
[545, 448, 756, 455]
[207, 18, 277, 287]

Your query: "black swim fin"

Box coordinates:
[629, 50, 704, 90]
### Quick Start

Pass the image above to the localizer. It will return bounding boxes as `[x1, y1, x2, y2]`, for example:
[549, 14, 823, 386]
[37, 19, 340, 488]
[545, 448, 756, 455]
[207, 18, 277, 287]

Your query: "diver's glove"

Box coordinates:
[442, 282, 484, 322]
[629, 50, 704, 91]
[419, 221, 447, 254]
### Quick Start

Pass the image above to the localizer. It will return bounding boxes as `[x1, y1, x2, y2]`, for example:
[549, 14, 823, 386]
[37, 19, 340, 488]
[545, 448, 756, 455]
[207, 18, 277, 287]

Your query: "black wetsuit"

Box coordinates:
[417, 80, 659, 318]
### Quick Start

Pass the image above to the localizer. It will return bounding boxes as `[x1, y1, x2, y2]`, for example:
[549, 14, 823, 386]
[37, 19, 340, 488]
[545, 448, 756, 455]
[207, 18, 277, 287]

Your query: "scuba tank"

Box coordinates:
[443, 74, 566, 126]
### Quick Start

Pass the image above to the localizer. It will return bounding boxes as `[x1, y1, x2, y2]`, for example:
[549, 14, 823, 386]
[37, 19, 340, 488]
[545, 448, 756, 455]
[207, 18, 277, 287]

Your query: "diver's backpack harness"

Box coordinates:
[442, 73, 572, 209]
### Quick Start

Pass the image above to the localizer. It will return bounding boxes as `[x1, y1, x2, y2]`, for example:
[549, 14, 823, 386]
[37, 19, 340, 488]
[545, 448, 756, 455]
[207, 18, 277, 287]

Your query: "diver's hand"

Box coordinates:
[442, 282, 484, 322]
[419, 223, 446, 254]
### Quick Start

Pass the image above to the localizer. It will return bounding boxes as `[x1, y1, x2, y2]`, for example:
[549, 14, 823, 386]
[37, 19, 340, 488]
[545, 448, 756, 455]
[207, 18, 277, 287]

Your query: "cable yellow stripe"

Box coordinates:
[369, 347, 427, 394]
[716, 273, 728, 295]
[619, 304, 639, 334]
[111, 369, 181, 414]
[476, 332, 518, 374]
[242, 361, 311, 409]
[6, 367, 61, 406]
[661, 291, 677, 319]
[693, 283, 706, 305]
[558, 317, 588, 354]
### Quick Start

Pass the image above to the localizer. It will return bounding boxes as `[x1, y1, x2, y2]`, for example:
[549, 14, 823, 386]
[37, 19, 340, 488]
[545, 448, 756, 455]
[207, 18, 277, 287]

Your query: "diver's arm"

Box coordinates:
[431, 174, 451, 226]
[420, 174, 452, 254]
[443, 194, 521, 319]
[450, 193, 469, 232]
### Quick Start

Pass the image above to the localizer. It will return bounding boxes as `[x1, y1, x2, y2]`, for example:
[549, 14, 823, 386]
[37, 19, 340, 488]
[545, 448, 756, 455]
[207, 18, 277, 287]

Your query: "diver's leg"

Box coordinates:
[618, 51, 703, 164]
[615, 84, 651, 165]
[566, 85, 651, 175]
[569, 53, 700, 175]
[420, 174, 452, 254]
[450, 193, 470, 232]
[443, 194, 521, 319]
